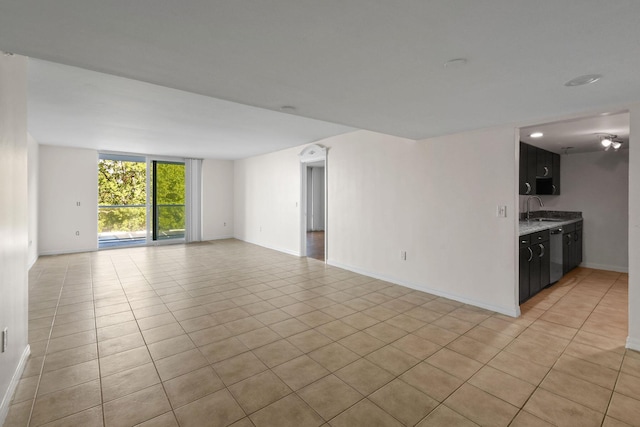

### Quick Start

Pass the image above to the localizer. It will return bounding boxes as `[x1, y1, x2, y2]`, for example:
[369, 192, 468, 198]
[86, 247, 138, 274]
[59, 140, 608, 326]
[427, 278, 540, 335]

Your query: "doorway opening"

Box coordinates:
[300, 144, 327, 261]
[98, 153, 186, 249]
[306, 162, 325, 260]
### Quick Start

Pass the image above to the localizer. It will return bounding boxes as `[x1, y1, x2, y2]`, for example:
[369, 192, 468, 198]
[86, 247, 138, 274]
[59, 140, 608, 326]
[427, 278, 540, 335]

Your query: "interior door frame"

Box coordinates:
[299, 144, 328, 261]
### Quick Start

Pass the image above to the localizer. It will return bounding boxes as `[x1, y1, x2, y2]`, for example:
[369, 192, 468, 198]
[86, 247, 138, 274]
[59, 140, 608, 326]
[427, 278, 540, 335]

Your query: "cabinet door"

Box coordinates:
[526, 144, 537, 195]
[575, 229, 583, 267]
[539, 242, 550, 288]
[519, 142, 529, 195]
[537, 149, 552, 178]
[529, 244, 542, 296]
[519, 246, 532, 304]
[551, 153, 561, 195]
[563, 232, 573, 275]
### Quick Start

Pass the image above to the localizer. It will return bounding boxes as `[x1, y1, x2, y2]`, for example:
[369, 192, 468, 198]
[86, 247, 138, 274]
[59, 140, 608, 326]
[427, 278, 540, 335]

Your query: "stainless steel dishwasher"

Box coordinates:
[550, 226, 564, 284]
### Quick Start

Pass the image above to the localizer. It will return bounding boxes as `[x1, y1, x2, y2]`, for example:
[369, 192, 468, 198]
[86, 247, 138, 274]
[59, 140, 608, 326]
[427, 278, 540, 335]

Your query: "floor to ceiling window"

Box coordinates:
[98, 153, 186, 248]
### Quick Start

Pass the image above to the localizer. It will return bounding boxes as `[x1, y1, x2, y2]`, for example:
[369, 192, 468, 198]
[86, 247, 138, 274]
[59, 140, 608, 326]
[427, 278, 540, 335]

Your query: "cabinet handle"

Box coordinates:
[544, 166, 549, 177]
[552, 184, 556, 194]
[539, 244, 545, 258]
[567, 234, 572, 245]
[525, 182, 531, 194]
[527, 247, 533, 262]
[521, 240, 527, 244]
[574, 233, 579, 242]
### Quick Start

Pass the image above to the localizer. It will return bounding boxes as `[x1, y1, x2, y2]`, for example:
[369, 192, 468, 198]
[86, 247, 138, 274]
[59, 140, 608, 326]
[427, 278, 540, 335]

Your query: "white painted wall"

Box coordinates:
[233, 129, 519, 315]
[27, 133, 39, 268]
[234, 145, 301, 256]
[532, 150, 629, 272]
[325, 129, 518, 315]
[202, 159, 234, 240]
[0, 53, 29, 426]
[39, 145, 98, 255]
[628, 105, 640, 351]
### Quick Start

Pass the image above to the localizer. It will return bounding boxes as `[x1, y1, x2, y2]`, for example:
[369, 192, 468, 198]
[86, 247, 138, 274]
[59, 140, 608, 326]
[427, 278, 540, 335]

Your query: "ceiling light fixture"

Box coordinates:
[599, 134, 623, 151]
[529, 132, 544, 138]
[565, 74, 602, 87]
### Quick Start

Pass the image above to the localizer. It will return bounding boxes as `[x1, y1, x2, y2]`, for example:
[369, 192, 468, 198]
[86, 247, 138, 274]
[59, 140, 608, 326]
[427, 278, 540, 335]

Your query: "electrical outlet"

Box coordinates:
[76, 201, 81, 207]
[75, 231, 80, 236]
[2, 327, 7, 352]
[224, 222, 226, 227]
[497, 205, 507, 218]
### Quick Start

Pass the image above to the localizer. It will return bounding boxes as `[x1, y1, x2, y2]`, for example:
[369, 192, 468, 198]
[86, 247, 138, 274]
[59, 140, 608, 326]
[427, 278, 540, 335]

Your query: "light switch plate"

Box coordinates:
[497, 205, 507, 217]
[2, 327, 7, 352]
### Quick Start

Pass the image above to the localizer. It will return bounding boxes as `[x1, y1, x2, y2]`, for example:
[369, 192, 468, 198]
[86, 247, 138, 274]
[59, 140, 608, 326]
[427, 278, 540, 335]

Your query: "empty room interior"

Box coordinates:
[2, 2, 640, 427]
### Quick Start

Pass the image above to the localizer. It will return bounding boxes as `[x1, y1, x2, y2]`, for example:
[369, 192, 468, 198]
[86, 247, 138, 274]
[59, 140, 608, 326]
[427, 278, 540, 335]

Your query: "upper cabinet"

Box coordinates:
[519, 142, 560, 195]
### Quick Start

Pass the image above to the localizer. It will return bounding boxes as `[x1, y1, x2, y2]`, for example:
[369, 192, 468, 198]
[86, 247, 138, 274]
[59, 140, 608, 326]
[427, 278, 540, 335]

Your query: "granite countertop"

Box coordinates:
[519, 210, 582, 236]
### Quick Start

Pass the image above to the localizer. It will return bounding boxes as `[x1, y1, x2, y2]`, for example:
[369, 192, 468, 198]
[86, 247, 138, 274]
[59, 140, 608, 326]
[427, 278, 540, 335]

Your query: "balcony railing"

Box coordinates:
[98, 204, 185, 248]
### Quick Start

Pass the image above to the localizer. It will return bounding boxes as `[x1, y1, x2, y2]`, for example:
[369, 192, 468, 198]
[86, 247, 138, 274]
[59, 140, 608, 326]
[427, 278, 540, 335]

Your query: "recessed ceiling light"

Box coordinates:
[564, 74, 602, 87]
[280, 105, 297, 113]
[529, 132, 544, 138]
[443, 58, 468, 68]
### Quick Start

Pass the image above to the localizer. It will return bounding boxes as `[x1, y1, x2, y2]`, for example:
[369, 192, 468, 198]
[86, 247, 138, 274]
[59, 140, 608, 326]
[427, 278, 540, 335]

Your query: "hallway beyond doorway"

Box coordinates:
[306, 231, 324, 261]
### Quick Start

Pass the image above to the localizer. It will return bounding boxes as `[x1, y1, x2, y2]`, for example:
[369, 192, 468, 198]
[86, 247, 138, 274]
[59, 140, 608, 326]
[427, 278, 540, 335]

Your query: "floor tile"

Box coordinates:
[316, 320, 358, 341]
[101, 362, 161, 402]
[308, 342, 360, 372]
[329, 398, 403, 427]
[335, 358, 394, 396]
[174, 388, 245, 427]
[416, 405, 478, 427]
[426, 348, 482, 380]
[38, 405, 104, 427]
[252, 339, 304, 368]
[298, 374, 362, 420]
[213, 351, 268, 386]
[135, 411, 179, 427]
[227, 370, 291, 414]
[468, 365, 535, 408]
[524, 388, 604, 427]
[30, 379, 102, 426]
[250, 394, 324, 427]
[399, 362, 464, 402]
[272, 355, 330, 390]
[338, 331, 386, 356]
[508, 410, 554, 427]
[369, 379, 437, 426]
[163, 365, 225, 408]
[199, 337, 249, 364]
[607, 392, 640, 426]
[444, 383, 518, 427]
[540, 369, 612, 413]
[37, 359, 99, 396]
[365, 345, 419, 376]
[99, 346, 152, 377]
[288, 330, 333, 353]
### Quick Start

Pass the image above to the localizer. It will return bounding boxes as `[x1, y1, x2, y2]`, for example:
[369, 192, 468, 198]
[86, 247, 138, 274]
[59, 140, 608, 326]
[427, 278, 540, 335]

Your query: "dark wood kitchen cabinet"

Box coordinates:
[519, 230, 550, 304]
[563, 221, 583, 274]
[519, 142, 560, 195]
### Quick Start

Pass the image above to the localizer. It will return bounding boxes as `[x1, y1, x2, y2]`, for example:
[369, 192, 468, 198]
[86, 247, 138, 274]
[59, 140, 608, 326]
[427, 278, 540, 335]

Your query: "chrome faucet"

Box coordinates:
[526, 196, 544, 221]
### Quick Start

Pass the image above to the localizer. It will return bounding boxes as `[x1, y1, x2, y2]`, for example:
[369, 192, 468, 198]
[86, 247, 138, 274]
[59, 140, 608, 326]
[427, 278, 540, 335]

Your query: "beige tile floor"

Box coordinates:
[4, 239, 639, 427]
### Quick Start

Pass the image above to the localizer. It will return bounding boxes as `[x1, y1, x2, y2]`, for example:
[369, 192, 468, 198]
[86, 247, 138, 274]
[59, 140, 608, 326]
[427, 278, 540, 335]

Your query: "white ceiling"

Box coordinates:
[27, 60, 353, 159]
[3, 1, 640, 158]
[520, 112, 630, 154]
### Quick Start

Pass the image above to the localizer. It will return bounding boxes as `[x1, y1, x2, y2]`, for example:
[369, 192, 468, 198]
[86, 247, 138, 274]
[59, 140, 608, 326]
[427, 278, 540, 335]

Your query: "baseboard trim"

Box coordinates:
[326, 259, 520, 317]
[626, 336, 640, 352]
[27, 255, 38, 270]
[235, 237, 300, 257]
[580, 262, 628, 273]
[202, 234, 234, 241]
[39, 247, 97, 256]
[0, 345, 31, 427]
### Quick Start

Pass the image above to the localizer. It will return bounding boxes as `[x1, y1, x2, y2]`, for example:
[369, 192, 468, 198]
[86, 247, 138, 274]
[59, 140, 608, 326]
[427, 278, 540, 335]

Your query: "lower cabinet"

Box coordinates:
[563, 220, 583, 274]
[519, 230, 550, 304]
